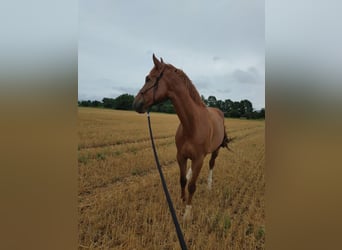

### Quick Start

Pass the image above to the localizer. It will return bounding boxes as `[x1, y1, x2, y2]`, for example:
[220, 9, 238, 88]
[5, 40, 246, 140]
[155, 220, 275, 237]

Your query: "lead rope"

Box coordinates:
[146, 111, 188, 250]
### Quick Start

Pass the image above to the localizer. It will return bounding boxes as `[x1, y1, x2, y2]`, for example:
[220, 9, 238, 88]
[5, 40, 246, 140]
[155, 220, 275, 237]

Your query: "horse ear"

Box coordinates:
[152, 53, 162, 69]
[160, 57, 164, 64]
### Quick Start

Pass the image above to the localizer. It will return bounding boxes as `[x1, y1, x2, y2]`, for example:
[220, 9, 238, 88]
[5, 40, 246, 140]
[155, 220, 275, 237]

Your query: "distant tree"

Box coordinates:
[113, 94, 135, 110]
[232, 101, 240, 110]
[229, 101, 241, 117]
[230, 109, 241, 118]
[78, 92, 264, 120]
[207, 96, 217, 108]
[201, 95, 208, 106]
[216, 100, 224, 111]
[80, 100, 92, 107]
[222, 99, 233, 117]
[102, 98, 116, 109]
[239, 99, 253, 118]
[260, 108, 265, 118]
[162, 100, 175, 113]
[150, 99, 175, 113]
[249, 108, 265, 119]
[255, 108, 265, 119]
[91, 100, 102, 107]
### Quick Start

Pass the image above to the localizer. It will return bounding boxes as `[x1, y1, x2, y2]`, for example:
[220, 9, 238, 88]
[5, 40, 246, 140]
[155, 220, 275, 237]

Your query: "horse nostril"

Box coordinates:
[133, 99, 144, 113]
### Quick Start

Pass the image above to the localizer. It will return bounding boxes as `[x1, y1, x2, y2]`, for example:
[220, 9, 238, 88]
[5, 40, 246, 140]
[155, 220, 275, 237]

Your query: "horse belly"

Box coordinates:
[208, 129, 223, 152]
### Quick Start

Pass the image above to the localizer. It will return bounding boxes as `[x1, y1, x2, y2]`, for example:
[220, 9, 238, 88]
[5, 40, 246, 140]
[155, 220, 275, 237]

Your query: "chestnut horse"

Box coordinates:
[133, 54, 230, 222]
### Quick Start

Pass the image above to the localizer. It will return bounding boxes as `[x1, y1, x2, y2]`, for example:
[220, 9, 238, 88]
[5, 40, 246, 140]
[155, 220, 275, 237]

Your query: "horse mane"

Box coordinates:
[166, 64, 206, 107]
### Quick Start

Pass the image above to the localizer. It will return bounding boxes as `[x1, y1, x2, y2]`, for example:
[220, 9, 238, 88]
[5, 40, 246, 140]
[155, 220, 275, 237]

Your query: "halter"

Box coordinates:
[139, 69, 164, 104]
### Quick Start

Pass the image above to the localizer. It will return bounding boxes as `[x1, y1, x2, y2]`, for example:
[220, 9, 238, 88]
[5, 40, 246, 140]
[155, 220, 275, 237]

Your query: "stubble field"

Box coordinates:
[78, 107, 265, 249]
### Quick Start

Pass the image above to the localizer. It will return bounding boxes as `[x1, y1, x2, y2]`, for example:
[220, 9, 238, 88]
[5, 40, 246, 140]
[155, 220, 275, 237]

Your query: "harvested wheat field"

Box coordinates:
[78, 107, 265, 249]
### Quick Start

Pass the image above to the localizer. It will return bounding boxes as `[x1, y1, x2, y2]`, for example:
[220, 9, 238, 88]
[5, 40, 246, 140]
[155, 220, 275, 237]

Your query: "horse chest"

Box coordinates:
[176, 138, 207, 160]
[175, 117, 211, 159]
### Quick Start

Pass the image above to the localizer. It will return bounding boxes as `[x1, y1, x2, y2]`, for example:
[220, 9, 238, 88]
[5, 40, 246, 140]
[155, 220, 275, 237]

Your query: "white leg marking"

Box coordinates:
[183, 205, 193, 223]
[208, 169, 213, 190]
[186, 168, 192, 181]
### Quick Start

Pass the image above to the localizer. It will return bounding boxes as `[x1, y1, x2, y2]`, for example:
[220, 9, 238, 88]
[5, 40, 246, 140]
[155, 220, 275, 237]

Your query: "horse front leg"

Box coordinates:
[177, 153, 187, 202]
[183, 156, 204, 223]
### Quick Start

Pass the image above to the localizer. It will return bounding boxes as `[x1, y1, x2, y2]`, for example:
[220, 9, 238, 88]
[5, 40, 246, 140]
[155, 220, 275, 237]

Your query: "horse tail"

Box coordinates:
[220, 128, 234, 152]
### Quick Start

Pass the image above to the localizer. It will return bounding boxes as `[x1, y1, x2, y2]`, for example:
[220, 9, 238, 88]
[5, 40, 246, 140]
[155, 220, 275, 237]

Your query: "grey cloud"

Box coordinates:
[212, 56, 221, 62]
[112, 86, 139, 96]
[232, 67, 262, 84]
[79, 0, 264, 109]
[193, 77, 210, 89]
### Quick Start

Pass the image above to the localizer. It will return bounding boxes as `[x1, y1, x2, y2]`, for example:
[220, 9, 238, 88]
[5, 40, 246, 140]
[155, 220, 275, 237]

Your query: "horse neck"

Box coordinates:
[169, 84, 205, 134]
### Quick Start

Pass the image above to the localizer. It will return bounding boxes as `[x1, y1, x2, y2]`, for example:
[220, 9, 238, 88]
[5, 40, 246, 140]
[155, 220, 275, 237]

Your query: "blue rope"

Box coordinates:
[147, 111, 188, 250]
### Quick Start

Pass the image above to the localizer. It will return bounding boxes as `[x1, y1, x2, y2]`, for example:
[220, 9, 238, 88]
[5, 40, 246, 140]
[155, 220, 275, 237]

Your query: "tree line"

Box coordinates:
[78, 93, 265, 119]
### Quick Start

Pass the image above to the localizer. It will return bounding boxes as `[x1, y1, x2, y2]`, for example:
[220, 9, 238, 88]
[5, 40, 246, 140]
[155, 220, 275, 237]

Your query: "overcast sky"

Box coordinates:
[79, 0, 264, 110]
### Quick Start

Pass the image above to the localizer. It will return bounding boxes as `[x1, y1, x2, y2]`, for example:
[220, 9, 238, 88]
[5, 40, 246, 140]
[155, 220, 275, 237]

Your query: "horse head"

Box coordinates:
[133, 54, 169, 113]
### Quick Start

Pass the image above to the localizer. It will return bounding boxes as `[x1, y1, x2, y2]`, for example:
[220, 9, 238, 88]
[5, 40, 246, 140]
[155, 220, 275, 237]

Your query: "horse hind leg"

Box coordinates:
[208, 148, 219, 190]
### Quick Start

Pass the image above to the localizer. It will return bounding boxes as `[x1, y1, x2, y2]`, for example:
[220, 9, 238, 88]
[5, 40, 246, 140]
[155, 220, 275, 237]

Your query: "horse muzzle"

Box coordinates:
[132, 97, 146, 113]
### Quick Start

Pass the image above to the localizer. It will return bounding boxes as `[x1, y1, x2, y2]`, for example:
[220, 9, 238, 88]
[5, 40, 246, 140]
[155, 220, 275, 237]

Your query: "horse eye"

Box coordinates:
[145, 76, 150, 83]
